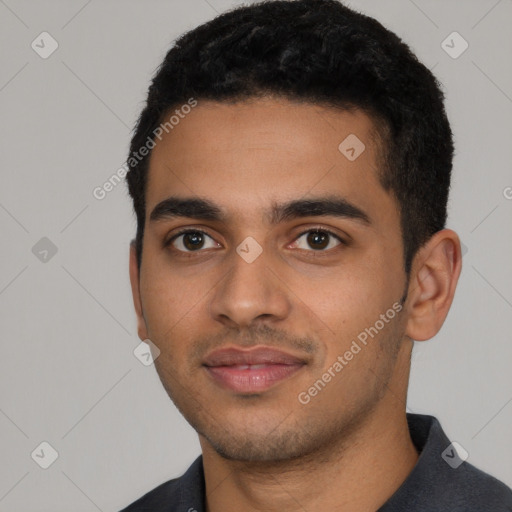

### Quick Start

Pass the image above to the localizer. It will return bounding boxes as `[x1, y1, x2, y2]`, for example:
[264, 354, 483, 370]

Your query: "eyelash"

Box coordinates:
[165, 227, 347, 254]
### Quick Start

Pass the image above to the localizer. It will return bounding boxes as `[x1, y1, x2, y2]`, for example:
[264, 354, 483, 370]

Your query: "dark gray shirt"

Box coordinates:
[120, 414, 512, 511]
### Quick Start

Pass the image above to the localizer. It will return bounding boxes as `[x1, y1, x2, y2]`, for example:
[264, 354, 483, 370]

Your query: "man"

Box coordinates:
[121, 0, 512, 510]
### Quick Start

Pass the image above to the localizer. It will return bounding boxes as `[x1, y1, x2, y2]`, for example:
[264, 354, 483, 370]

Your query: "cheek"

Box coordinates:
[303, 258, 403, 348]
[302, 268, 380, 322]
[139, 263, 200, 342]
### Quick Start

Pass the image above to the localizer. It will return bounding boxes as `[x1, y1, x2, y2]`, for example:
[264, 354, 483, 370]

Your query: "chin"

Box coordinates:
[206, 434, 307, 462]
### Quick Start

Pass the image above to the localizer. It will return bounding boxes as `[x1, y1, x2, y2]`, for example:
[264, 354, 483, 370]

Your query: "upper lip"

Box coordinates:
[203, 346, 306, 367]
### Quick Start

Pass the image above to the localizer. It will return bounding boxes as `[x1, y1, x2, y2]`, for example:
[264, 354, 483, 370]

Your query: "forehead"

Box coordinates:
[144, 97, 395, 227]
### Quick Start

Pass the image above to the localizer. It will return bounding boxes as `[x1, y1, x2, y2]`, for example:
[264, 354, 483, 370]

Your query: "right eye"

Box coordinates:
[166, 229, 220, 253]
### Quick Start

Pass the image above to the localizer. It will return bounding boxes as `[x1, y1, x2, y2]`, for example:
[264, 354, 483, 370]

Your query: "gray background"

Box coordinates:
[0, 0, 511, 510]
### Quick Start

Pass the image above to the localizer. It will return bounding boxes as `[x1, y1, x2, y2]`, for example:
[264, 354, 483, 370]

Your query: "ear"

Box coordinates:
[129, 240, 149, 341]
[404, 229, 462, 341]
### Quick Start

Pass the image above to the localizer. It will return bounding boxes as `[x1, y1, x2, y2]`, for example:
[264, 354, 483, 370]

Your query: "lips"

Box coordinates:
[203, 346, 306, 393]
[203, 347, 305, 367]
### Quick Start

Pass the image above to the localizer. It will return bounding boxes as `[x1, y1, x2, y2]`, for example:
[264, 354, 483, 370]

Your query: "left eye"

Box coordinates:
[291, 229, 344, 251]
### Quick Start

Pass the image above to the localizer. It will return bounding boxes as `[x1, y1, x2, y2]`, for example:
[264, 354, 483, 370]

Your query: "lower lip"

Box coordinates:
[205, 364, 304, 393]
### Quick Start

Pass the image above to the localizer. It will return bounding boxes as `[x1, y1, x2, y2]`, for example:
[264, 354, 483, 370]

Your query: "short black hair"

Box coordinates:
[126, 0, 453, 274]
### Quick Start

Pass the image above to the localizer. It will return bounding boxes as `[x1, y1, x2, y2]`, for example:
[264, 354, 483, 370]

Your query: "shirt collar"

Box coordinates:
[378, 413, 452, 510]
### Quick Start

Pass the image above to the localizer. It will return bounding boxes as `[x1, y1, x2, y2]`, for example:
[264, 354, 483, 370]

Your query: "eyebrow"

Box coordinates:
[149, 195, 371, 226]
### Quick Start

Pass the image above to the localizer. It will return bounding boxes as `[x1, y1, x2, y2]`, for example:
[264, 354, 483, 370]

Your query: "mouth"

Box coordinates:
[203, 346, 307, 393]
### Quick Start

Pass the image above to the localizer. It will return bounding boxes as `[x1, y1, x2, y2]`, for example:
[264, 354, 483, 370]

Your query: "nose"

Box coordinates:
[209, 245, 292, 329]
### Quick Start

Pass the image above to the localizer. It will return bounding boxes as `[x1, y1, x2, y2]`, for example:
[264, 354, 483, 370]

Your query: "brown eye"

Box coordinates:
[306, 231, 330, 250]
[168, 230, 218, 252]
[293, 229, 344, 251]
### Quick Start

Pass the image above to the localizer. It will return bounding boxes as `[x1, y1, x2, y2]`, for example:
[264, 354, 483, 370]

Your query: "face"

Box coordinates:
[130, 97, 411, 462]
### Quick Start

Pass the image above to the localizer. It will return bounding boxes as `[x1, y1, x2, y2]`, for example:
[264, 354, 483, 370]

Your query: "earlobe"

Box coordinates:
[404, 229, 462, 342]
[129, 241, 149, 341]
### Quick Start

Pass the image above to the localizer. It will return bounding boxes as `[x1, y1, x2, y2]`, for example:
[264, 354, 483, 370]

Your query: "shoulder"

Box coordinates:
[119, 477, 181, 511]
[442, 460, 512, 510]
[119, 455, 204, 512]
[380, 414, 512, 511]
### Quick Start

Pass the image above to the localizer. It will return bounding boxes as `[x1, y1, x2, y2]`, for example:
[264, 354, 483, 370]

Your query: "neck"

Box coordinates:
[201, 392, 418, 511]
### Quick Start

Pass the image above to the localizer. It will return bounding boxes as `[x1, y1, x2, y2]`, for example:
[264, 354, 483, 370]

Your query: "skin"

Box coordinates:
[129, 97, 462, 511]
